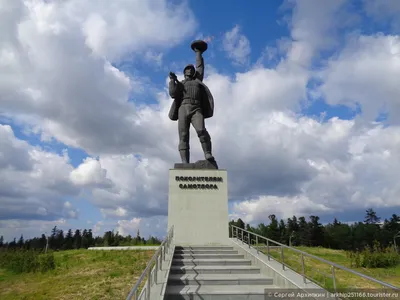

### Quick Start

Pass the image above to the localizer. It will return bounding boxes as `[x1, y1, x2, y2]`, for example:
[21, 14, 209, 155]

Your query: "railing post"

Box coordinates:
[331, 265, 337, 294]
[382, 285, 388, 300]
[256, 236, 259, 254]
[267, 240, 270, 260]
[241, 229, 244, 243]
[159, 253, 162, 270]
[163, 244, 166, 260]
[231, 226, 233, 238]
[301, 253, 306, 283]
[146, 271, 150, 300]
[280, 245, 285, 270]
[248, 232, 251, 248]
[154, 256, 158, 284]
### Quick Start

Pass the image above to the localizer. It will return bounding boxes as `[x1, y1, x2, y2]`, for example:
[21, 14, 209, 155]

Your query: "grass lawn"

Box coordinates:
[0, 249, 155, 300]
[261, 246, 399, 291]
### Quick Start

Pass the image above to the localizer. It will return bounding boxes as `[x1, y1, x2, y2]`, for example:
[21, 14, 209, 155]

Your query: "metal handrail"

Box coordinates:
[230, 225, 399, 292]
[126, 226, 174, 300]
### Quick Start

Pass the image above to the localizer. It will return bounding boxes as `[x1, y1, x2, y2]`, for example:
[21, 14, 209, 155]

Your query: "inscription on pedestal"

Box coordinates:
[175, 175, 223, 190]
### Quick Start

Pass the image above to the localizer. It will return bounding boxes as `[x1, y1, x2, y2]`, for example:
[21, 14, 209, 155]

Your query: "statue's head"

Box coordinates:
[183, 64, 195, 80]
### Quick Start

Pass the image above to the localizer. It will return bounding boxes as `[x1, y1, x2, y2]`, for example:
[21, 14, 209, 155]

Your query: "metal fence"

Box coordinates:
[126, 226, 174, 300]
[231, 225, 399, 299]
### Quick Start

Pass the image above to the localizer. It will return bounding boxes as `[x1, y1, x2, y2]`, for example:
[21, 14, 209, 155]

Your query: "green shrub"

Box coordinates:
[348, 242, 399, 268]
[0, 249, 55, 274]
[38, 253, 56, 273]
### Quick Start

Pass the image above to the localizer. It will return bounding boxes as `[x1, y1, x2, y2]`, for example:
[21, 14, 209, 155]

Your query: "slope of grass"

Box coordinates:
[262, 246, 399, 291]
[0, 249, 155, 300]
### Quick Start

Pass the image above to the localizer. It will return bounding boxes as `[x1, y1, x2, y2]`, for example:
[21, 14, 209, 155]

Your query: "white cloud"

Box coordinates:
[79, 0, 196, 61]
[1, 0, 400, 241]
[0, 219, 67, 241]
[70, 158, 113, 188]
[229, 119, 400, 225]
[0, 0, 196, 156]
[0, 125, 80, 222]
[116, 218, 141, 236]
[285, 0, 349, 66]
[91, 216, 167, 239]
[317, 34, 400, 123]
[144, 50, 163, 67]
[222, 25, 251, 65]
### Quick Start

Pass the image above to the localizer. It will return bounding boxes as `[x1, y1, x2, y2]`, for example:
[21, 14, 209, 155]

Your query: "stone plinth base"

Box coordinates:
[174, 159, 218, 170]
[168, 169, 229, 246]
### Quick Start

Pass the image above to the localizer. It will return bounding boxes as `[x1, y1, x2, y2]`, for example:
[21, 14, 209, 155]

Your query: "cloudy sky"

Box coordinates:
[1, 0, 400, 241]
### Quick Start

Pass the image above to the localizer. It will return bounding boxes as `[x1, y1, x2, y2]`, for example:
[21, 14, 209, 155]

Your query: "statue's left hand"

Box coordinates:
[169, 72, 178, 81]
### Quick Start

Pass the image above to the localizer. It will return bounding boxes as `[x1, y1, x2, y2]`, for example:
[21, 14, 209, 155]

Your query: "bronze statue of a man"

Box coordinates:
[168, 40, 217, 167]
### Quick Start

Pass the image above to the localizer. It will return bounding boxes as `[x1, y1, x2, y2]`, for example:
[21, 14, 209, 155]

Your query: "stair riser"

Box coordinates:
[172, 261, 252, 266]
[164, 295, 273, 300]
[175, 247, 234, 251]
[175, 250, 239, 255]
[168, 279, 274, 285]
[173, 254, 244, 259]
[170, 269, 261, 275]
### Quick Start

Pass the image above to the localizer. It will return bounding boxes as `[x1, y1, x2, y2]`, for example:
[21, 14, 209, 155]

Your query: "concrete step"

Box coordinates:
[170, 265, 261, 275]
[173, 253, 244, 259]
[168, 274, 274, 286]
[172, 259, 252, 266]
[175, 246, 234, 251]
[164, 285, 280, 300]
[174, 249, 239, 255]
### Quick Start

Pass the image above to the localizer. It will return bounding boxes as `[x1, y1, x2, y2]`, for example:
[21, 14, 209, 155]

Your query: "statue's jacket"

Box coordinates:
[168, 55, 214, 121]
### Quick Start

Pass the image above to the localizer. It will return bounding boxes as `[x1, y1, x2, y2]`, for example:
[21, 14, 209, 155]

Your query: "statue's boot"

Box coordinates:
[201, 140, 218, 168]
[179, 149, 190, 164]
[198, 130, 214, 160]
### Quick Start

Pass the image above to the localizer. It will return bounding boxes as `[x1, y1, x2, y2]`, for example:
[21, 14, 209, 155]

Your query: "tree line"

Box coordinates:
[229, 208, 400, 251]
[1, 208, 399, 252]
[0, 227, 162, 251]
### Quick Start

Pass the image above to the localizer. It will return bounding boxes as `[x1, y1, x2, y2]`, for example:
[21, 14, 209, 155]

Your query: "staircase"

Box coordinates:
[164, 245, 277, 300]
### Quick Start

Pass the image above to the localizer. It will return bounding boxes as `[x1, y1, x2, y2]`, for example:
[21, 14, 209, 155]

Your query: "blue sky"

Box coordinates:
[1, 0, 400, 241]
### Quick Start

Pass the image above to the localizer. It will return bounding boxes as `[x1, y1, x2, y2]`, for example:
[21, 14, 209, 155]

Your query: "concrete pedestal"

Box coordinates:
[168, 169, 229, 246]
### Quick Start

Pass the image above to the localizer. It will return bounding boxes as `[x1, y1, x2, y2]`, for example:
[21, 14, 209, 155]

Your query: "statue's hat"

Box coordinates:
[183, 64, 195, 74]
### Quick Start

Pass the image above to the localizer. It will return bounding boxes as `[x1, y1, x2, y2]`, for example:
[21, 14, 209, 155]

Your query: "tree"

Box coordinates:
[308, 216, 324, 246]
[364, 208, 380, 224]
[56, 230, 64, 249]
[9, 238, 17, 249]
[236, 218, 245, 229]
[0, 236, 3, 247]
[103, 231, 114, 246]
[87, 229, 94, 247]
[333, 218, 340, 226]
[267, 214, 280, 242]
[64, 229, 73, 250]
[324, 222, 352, 250]
[279, 219, 287, 244]
[81, 229, 89, 249]
[73, 229, 82, 249]
[246, 224, 253, 232]
[39, 234, 47, 250]
[17, 235, 24, 248]
[287, 216, 299, 233]
[50, 226, 58, 249]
